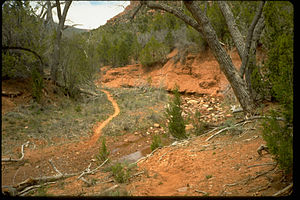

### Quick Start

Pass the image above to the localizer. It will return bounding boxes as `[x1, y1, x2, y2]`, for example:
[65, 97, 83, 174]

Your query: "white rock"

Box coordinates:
[154, 123, 160, 128]
[187, 100, 198, 105]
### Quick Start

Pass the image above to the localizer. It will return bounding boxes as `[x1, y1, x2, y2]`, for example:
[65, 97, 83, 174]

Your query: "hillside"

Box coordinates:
[2, 1, 293, 197]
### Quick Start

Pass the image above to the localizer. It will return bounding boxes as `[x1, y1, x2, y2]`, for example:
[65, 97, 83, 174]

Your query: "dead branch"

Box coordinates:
[97, 179, 114, 184]
[247, 162, 276, 169]
[90, 158, 109, 174]
[80, 177, 93, 187]
[18, 182, 56, 196]
[135, 147, 162, 164]
[100, 185, 119, 195]
[195, 189, 208, 195]
[273, 183, 293, 196]
[206, 127, 231, 141]
[77, 163, 92, 180]
[2, 141, 30, 162]
[48, 159, 63, 175]
[2, 46, 44, 66]
[257, 144, 270, 157]
[2, 90, 23, 98]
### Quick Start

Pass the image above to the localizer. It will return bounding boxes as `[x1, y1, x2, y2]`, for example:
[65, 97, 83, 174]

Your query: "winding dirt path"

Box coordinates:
[89, 89, 120, 145]
[2, 89, 121, 187]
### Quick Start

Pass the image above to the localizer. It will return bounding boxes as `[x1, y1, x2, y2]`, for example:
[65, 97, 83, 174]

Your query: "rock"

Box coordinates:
[187, 100, 198, 105]
[207, 107, 213, 111]
[146, 132, 150, 135]
[177, 186, 188, 192]
[154, 123, 160, 128]
[185, 124, 194, 131]
[24, 163, 31, 167]
[203, 104, 209, 108]
[226, 114, 233, 117]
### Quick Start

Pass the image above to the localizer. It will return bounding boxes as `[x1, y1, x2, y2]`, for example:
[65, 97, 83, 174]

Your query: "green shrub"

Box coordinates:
[262, 110, 293, 174]
[111, 163, 130, 183]
[192, 110, 210, 136]
[31, 69, 44, 103]
[151, 135, 163, 151]
[261, 1, 293, 174]
[96, 138, 110, 164]
[165, 86, 187, 139]
[139, 36, 169, 68]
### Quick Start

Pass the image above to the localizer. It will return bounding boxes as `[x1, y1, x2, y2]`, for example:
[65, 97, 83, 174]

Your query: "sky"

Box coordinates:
[31, 1, 130, 30]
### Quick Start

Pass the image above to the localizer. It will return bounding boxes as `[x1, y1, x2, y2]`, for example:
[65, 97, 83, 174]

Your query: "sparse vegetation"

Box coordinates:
[151, 135, 163, 151]
[2, 91, 113, 154]
[102, 87, 167, 136]
[96, 137, 110, 164]
[165, 86, 187, 140]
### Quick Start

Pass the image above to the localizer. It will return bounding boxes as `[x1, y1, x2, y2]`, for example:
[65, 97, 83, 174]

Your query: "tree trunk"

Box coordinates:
[50, 0, 72, 84]
[184, 1, 256, 114]
[218, 1, 245, 60]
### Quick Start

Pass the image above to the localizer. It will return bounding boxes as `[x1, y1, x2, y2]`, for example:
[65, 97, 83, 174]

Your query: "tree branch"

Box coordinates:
[218, 1, 245, 59]
[2, 141, 30, 162]
[55, 0, 62, 20]
[240, 1, 265, 78]
[2, 46, 44, 65]
[141, 1, 204, 38]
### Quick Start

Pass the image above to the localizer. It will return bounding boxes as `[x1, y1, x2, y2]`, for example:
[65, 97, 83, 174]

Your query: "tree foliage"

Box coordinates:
[260, 1, 293, 174]
[139, 36, 169, 68]
[165, 86, 187, 140]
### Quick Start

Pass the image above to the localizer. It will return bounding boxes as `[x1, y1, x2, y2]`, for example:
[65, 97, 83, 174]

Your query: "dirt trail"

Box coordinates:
[89, 89, 120, 145]
[2, 89, 121, 187]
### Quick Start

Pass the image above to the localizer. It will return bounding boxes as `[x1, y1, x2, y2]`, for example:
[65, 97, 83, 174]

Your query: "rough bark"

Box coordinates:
[50, 0, 72, 83]
[244, 15, 265, 100]
[240, 1, 265, 78]
[184, 1, 256, 114]
[218, 1, 245, 59]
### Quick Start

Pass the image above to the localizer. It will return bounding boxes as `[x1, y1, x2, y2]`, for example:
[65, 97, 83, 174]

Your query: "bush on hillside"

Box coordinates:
[139, 36, 169, 68]
[165, 86, 187, 140]
[261, 1, 293, 174]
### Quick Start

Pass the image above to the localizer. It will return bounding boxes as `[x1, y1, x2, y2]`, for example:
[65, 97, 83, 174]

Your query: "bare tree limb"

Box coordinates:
[140, 1, 204, 38]
[2, 141, 30, 162]
[247, 162, 276, 168]
[218, 1, 245, 59]
[55, 0, 62, 20]
[130, 3, 143, 21]
[273, 183, 293, 196]
[240, 1, 265, 78]
[2, 46, 44, 65]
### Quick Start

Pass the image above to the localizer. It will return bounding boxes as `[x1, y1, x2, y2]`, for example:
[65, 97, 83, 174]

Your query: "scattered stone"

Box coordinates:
[24, 163, 31, 167]
[207, 107, 213, 111]
[91, 159, 97, 162]
[154, 123, 160, 128]
[226, 114, 233, 117]
[187, 100, 198, 105]
[177, 186, 188, 192]
[146, 132, 150, 135]
[185, 124, 194, 131]
[203, 104, 209, 108]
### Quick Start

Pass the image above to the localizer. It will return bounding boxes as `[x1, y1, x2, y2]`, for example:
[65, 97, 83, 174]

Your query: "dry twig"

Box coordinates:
[2, 141, 30, 162]
[272, 183, 293, 196]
